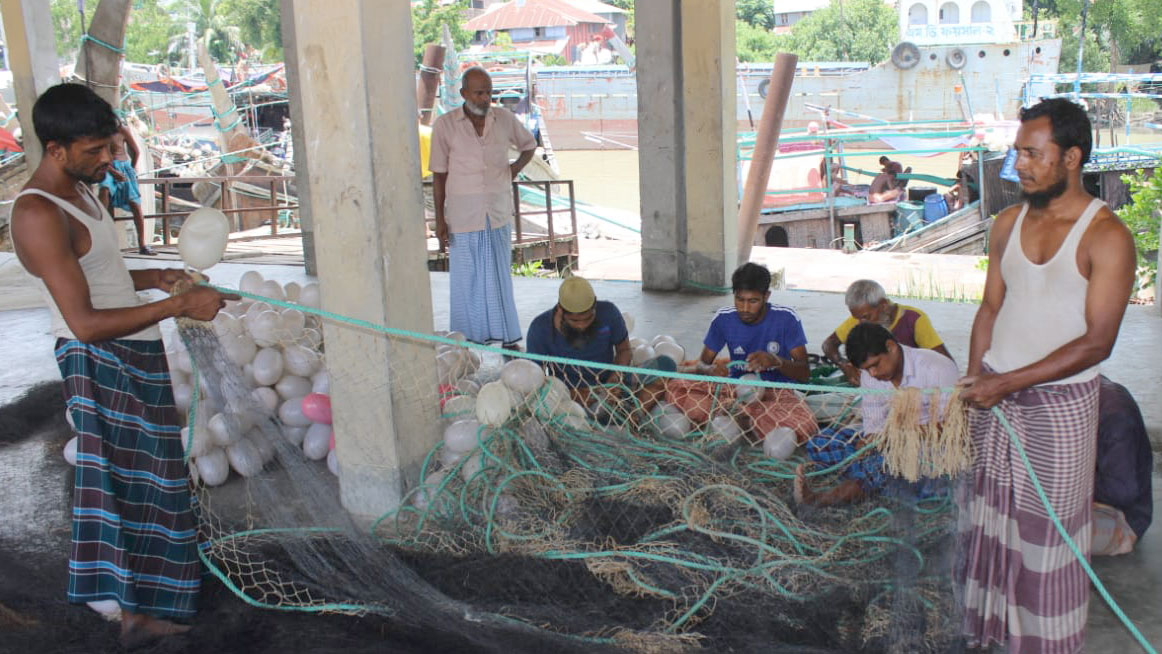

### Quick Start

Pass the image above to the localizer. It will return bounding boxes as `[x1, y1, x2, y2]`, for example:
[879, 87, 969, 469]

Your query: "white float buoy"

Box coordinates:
[63, 436, 78, 466]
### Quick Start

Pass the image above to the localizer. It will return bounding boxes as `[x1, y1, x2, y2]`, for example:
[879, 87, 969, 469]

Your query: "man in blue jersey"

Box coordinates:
[695, 262, 810, 383]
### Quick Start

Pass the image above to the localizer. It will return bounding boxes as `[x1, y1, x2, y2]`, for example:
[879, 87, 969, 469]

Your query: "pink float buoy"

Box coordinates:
[329, 430, 336, 451]
[300, 393, 332, 424]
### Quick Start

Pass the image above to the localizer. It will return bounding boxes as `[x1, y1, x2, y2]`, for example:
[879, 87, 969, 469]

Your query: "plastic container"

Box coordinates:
[908, 186, 937, 202]
[923, 194, 949, 223]
[763, 426, 798, 460]
[895, 201, 924, 234]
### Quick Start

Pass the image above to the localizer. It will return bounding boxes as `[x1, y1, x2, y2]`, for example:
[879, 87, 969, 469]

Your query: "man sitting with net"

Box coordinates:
[526, 276, 676, 412]
[796, 322, 960, 506]
[668, 263, 816, 443]
[821, 279, 952, 386]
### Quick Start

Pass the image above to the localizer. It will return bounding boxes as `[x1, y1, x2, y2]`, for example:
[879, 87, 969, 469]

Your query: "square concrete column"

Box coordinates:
[681, 1, 738, 289]
[279, 0, 317, 276]
[282, 1, 439, 519]
[637, 1, 737, 291]
[0, 0, 60, 166]
[635, 1, 685, 291]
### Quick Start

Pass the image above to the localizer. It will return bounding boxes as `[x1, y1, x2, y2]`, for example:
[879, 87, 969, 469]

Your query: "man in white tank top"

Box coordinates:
[958, 99, 1135, 653]
[9, 84, 237, 647]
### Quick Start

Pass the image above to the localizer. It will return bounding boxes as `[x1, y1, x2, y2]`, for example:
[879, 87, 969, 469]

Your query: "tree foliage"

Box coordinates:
[1031, 0, 1162, 70]
[125, 0, 178, 64]
[736, 20, 782, 63]
[780, 0, 898, 65]
[411, 0, 472, 65]
[217, 0, 283, 61]
[50, 0, 97, 59]
[172, 0, 245, 64]
[736, 0, 776, 30]
[1116, 166, 1162, 290]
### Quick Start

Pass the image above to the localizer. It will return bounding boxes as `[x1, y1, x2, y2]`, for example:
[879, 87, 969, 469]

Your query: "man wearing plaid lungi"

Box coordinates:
[9, 84, 236, 647]
[959, 98, 1136, 654]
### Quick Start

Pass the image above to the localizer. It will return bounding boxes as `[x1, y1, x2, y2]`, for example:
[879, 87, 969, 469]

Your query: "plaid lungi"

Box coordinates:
[448, 215, 521, 344]
[805, 427, 887, 491]
[960, 374, 1100, 654]
[56, 338, 200, 619]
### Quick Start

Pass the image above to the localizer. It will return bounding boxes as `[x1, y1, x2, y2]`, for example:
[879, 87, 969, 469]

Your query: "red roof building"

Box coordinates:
[464, 0, 620, 64]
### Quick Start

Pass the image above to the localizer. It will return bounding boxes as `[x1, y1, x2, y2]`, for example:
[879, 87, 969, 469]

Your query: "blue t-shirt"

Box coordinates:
[702, 303, 808, 383]
[526, 301, 628, 386]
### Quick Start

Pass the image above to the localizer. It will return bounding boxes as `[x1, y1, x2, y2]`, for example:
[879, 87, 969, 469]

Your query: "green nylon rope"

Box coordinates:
[81, 33, 125, 55]
[186, 284, 1152, 648]
[206, 284, 932, 397]
[993, 408, 1156, 653]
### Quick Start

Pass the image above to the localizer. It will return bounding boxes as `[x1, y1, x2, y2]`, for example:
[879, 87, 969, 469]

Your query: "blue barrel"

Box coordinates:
[895, 201, 924, 234]
[923, 194, 948, 223]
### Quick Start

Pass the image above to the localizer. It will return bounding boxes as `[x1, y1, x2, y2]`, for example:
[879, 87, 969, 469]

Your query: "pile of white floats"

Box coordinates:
[62, 270, 338, 485]
[417, 344, 588, 511]
[175, 271, 336, 485]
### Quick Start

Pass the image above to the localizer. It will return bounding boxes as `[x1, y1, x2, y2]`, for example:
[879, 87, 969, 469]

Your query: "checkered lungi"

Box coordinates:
[56, 338, 200, 619]
[960, 374, 1100, 654]
[805, 427, 887, 491]
[448, 214, 521, 345]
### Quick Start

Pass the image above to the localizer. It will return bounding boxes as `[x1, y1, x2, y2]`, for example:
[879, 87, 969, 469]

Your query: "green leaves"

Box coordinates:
[781, 0, 898, 65]
[1116, 165, 1162, 290]
[411, 0, 472, 66]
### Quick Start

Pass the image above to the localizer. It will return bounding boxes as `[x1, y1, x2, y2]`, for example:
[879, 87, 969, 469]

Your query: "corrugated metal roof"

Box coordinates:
[465, 0, 610, 31]
[564, 0, 626, 15]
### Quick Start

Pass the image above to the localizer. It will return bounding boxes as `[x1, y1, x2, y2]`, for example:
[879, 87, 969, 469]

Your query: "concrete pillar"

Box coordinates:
[680, 1, 738, 289]
[0, 0, 60, 166]
[282, 0, 439, 518]
[635, 1, 684, 291]
[636, 1, 737, 291]
[278, 0, 316, 276]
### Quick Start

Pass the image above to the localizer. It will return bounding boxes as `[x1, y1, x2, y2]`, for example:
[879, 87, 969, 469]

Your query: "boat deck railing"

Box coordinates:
[137, 174, 298, 244]
[422, 179, 579, 272]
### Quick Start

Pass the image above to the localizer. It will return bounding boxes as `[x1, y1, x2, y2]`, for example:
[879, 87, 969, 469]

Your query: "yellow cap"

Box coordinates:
[558, 276, 596, 313]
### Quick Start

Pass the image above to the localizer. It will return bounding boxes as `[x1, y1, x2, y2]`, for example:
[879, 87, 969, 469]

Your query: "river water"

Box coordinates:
[554, 148, 964, 215]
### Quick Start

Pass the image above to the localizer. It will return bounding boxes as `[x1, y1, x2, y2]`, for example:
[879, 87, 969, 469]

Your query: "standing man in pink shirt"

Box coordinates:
[430, 67, 537, 349]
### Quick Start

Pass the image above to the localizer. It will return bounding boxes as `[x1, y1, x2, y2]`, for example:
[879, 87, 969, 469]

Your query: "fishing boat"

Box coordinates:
[531, 0, 1062, 150]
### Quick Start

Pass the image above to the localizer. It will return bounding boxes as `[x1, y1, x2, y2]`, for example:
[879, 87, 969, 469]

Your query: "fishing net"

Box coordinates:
[167, 278, 973, 653]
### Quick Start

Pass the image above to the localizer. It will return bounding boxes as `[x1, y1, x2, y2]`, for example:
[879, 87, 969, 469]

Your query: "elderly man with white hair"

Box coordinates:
[821, 279, 952, 385]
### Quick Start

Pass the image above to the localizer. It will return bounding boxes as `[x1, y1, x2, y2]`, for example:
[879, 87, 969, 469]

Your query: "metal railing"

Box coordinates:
[137, 174, 297, 245]
[422, 178, 579, 268]
[511, 179, 578, 257]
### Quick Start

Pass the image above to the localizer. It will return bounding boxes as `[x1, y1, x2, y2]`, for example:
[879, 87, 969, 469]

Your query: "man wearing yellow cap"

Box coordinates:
[526, 276, 632, 392]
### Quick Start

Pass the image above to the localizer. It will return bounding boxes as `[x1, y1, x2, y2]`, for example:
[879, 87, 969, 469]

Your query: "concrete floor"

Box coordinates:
[1, 252, 1160, 650]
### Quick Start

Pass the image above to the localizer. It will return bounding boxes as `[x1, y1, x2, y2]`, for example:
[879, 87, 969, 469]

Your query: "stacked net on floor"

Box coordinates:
[171, 282, 972, 653]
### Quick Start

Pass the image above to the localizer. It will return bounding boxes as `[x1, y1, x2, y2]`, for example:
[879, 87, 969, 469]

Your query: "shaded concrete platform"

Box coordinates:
[1, 255, 1160, 650]
[2, 251, 1157, 438]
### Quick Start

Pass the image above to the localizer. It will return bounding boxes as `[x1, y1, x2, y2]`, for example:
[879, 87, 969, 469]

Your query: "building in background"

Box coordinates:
[464, 0, 624, 63]
[772, 0, 832, 34]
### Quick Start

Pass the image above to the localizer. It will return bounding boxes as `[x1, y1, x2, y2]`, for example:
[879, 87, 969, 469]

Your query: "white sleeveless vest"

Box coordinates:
[982, 198, 1104, 385]
[10, 184, 160, 341]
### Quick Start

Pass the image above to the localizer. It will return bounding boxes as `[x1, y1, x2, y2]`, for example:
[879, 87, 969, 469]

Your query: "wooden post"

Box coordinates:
[737, 53, 798, 263]
[416, 44, 446, 126]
